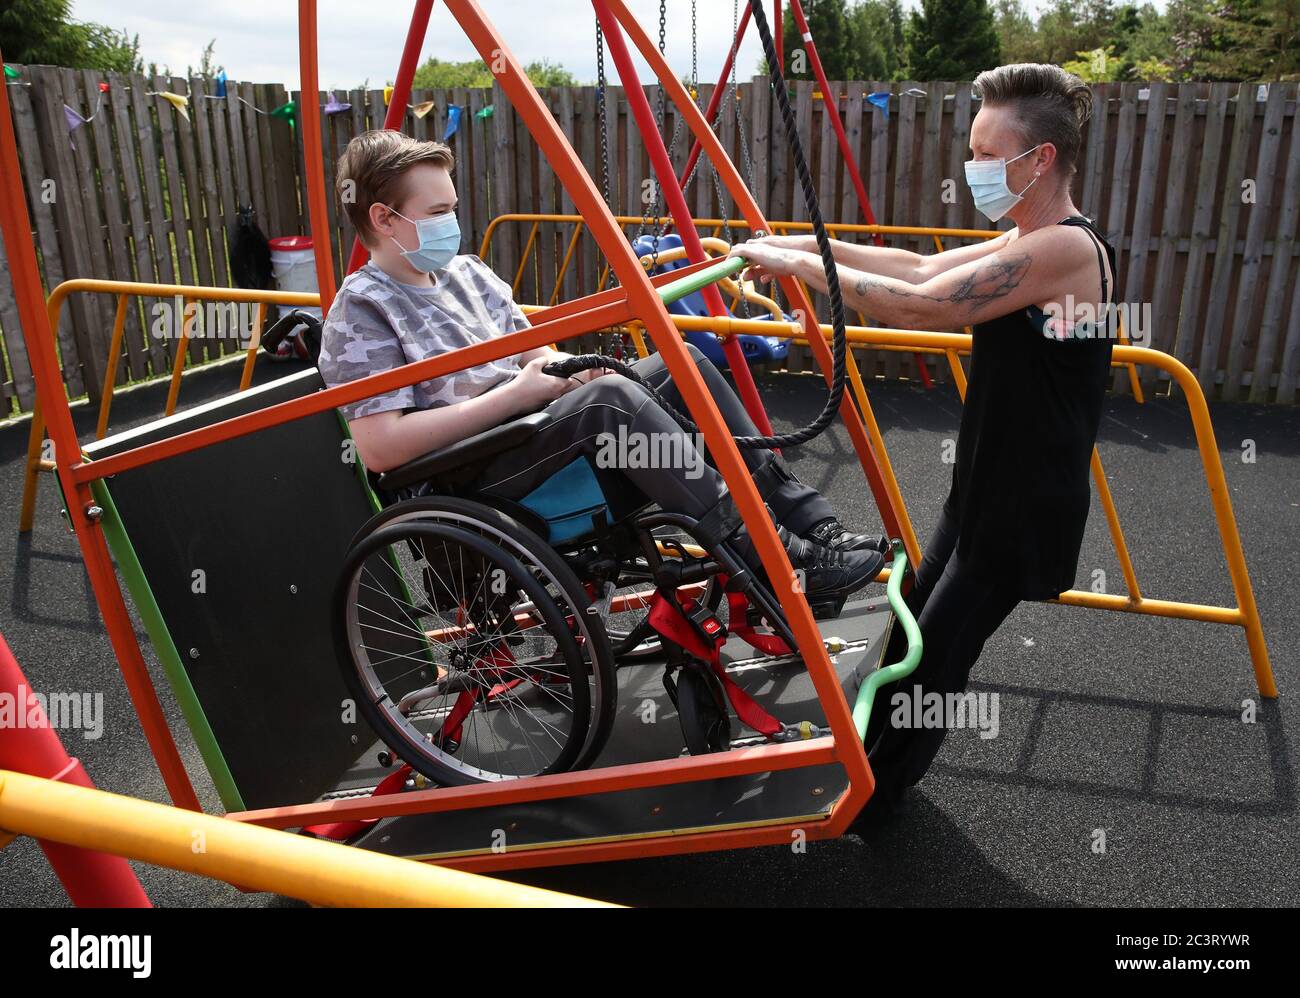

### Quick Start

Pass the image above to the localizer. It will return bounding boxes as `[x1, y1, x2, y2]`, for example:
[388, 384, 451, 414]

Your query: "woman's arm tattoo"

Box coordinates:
[853, 253, 1032, 316]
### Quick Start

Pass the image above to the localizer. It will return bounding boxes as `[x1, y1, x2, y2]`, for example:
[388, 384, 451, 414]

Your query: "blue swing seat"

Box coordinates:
[631, 234, 789, 369]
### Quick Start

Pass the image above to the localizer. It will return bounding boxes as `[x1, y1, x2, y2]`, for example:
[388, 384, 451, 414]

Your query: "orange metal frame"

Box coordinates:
[0, 1, 919, 869]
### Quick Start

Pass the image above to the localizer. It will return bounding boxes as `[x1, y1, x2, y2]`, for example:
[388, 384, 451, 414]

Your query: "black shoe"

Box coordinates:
[804, 517, 890, 555]
[777, 524, 885, 605]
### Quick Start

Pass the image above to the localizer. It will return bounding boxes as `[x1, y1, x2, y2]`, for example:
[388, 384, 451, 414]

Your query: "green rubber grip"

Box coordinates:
[655, 256, 748, 305]
[852, 541, 923, 741]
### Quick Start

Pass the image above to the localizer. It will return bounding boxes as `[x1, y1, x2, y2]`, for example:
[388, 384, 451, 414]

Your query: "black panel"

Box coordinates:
[86, 371, 391, 810]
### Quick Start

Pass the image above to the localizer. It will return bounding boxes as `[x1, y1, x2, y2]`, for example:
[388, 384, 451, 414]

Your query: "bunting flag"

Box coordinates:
[475, 104, 494, 120]
[215, 70, 227, 98]
[383, 85, 394, 106]
[270, 99, 296, 128]
[410, 100, 435, 119]
[866, 91, 891, 119]
[148, 90, 190, 122]
[98, 81, 109, 93]
[4, 65, 20, 80]
[443, 104, 462, 140]
[63, 104, 87, 138]
[323, 91, 351, 115]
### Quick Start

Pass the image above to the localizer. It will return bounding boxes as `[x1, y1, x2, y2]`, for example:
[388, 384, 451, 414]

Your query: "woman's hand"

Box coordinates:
[729, 238, 807, 286]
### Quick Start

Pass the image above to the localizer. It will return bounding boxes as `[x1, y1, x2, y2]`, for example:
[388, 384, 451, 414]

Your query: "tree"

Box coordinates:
[187, 39, 223, 81]
[0, 0, 139, 72]
[907, 0, 1003, 79]
[993, 0, 1040, 63]
[780, 0, 853, 79]
[410, 57, 576, 89]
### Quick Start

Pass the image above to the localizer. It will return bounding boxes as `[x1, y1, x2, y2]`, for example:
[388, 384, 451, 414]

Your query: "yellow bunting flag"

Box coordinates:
[156, 91, 190, 122]
[411, 100, 435, 119]
[383, 85, 394, 106]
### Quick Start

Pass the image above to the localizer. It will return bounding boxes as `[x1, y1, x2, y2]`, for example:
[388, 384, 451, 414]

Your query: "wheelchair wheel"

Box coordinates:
[336, 516, 605, 785]
[341, 497, 617, 774]
[674, 662, 732, 755]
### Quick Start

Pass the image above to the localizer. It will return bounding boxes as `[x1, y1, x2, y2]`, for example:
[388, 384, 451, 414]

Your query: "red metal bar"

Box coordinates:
[595, 2, 776, 438]
[774, 1, 783, 71]
[0, 632, 151, 907]
[0, 46, 202, 814]
[785, 0, 933, 388]
[344, 0, 436, 276]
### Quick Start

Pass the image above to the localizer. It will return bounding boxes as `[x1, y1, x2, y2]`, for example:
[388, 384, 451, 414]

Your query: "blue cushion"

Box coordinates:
[631, 233, 791, 369]
[518, 457, 609, 543]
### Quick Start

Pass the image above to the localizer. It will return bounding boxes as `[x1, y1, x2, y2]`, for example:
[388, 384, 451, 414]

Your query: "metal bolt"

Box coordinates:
[84, 504, 103, 520]
[349, 734, 358, 745]
[188, 648, 199, 659]
[289, 584, 298, 594]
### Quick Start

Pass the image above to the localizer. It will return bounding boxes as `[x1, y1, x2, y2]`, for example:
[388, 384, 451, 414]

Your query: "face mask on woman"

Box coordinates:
[386, 207, 461, 272]
[963, 144, 1042, 222]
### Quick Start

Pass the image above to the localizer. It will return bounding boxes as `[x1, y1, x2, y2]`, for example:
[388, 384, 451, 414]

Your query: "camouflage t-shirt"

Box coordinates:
[318, 255, 529, 421]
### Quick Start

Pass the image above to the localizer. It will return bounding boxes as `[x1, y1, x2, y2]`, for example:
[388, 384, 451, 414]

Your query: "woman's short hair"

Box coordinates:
[973, 64, 1093, 176]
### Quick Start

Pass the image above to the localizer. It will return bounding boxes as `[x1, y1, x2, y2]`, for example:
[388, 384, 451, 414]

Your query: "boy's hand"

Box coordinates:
[512, 355, 580, 409]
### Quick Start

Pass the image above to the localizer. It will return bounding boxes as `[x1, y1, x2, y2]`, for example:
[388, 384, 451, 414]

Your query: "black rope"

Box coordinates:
[545, 0, 849, 451]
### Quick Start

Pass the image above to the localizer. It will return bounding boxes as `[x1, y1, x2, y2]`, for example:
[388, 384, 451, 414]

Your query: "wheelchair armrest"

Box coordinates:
[376, 411, 553, 492]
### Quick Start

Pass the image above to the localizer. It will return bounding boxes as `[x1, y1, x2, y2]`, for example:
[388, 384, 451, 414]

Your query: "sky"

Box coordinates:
[70, 1, 1172, 91]
[72, 1, 793, 90]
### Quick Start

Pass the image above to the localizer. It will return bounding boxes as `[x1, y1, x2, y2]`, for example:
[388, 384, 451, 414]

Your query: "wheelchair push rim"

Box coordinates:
[335, 519, 595, 784]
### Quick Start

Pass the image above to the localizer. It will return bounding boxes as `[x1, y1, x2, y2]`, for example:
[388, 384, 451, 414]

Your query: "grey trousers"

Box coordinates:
[471, 344, 832, 534]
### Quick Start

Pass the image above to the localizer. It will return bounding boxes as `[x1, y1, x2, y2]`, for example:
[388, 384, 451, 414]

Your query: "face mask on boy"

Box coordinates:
[963, 144, 1042, 222]
[386, 206, 461, 272]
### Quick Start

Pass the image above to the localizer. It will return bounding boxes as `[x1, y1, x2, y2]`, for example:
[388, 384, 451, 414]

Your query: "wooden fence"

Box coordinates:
[1, 66, 1297, 416]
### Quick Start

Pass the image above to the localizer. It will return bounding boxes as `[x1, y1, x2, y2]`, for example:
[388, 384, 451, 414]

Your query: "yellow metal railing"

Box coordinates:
[481, 212, 1146, 400]
[19, 280, 322, 532]
[528, 306, 1271, 697]
[0, 769, 611, 907]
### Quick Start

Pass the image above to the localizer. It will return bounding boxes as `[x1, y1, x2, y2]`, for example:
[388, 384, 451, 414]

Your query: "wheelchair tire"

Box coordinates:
[337, 496, 617, 776]
[675, 662, 732, 755]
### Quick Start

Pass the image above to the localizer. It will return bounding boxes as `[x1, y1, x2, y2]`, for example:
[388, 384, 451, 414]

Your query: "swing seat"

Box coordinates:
[631, 234, 789, 369]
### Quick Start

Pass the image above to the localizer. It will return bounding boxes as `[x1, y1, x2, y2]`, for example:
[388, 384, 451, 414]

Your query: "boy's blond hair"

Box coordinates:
[336, 129, 455, 247]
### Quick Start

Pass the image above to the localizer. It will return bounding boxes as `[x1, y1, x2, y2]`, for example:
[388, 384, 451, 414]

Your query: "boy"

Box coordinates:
[318, 130, 885, 606]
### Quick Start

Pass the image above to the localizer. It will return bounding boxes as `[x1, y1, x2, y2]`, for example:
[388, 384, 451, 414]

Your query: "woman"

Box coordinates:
[730, 64, 1116, 820]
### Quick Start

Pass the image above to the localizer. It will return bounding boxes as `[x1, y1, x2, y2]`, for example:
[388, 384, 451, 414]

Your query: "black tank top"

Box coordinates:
[945, 215, 1116, 600]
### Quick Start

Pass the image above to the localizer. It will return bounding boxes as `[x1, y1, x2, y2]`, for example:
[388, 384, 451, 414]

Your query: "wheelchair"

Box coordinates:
[327, 398, 871, 788]
[261, 294, 881, 790]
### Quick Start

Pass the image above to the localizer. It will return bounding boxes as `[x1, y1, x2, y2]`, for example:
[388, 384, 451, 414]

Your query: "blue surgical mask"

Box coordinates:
[963, 145, 1041, 222]
[387, 207, 461, 272]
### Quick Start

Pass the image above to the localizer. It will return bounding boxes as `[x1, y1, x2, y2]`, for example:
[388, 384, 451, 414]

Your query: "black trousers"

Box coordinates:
[862, 498, 1023, 798]
[471, 343, 833, 535]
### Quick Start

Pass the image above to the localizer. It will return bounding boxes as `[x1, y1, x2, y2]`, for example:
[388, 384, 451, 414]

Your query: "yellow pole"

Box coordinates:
[163, 298, 192, 418]
[0, 770, 615, 908]
[239, 301, 267, 391]
[512, 221, 540, 295]
[94, 294, 130, 440]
